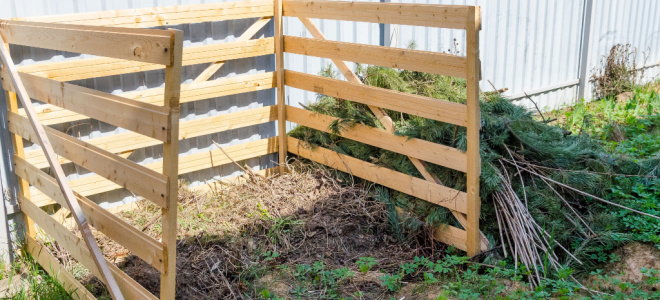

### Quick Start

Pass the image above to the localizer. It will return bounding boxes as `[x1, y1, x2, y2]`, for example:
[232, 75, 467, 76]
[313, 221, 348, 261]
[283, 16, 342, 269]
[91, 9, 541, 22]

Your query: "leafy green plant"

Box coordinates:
[355, 256, 377, 273]
[291, 261, 355, 299]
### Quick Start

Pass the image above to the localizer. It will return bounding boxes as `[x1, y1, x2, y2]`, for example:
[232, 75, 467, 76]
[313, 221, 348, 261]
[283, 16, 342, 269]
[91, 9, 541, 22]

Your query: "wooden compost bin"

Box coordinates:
[0, 0, 484, 299]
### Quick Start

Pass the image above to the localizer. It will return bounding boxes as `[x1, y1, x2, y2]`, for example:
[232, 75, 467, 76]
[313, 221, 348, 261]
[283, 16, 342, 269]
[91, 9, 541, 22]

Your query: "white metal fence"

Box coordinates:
[0, 0, 658, 262]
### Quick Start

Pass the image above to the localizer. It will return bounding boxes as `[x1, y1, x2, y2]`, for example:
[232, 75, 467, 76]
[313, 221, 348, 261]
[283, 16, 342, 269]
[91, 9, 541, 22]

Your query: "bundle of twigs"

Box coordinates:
[492, 159, 575, 286]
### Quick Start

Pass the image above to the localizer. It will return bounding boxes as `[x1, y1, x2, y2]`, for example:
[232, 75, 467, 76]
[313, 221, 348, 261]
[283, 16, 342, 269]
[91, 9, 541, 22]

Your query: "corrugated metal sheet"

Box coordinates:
[0, 0, 278, 208]
[0, 0, 658, 208]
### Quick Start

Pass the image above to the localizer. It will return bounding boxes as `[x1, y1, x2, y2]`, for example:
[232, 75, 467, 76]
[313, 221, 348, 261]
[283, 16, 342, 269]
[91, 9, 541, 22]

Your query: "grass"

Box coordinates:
[0, 246, 72, 300]
[8, 79, 659, 299]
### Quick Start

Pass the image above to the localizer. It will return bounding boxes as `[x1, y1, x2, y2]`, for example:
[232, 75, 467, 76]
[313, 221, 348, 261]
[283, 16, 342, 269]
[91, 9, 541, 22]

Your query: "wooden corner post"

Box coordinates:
[160, 29, 183, 300]
[465, 6, 482, 257]
[274, 0, 287, 173]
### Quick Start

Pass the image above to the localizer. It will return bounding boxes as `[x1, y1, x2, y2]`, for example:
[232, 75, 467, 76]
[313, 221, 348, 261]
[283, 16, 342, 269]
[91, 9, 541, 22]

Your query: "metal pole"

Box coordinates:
[577, 0, 594, 100]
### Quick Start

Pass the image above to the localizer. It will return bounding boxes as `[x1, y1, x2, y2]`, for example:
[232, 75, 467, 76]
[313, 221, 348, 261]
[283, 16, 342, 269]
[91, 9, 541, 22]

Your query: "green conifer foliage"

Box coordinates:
[289, 65, 659, 272]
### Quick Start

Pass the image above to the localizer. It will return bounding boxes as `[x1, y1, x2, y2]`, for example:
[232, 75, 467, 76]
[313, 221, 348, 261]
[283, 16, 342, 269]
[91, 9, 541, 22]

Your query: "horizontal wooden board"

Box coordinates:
[20, 37, 274, 82]
[2, 71, 170, 142]
[25, 106, 277, 169]
[26, 236, 97, 300]
[16, 0, 273, 28]
[9, 113, 169, 207]
[30, 137, 278, 207]
[20, 198, 158, 300]
[283, 0, 471, 29]
[286, 106, 467, 172]
[19, 72, 275, 127]
[288, 137, 467, 213]
[285, 71, 467, 126]
[284, 36, 467, 78]
[433, 224, 488, 252]
[15, 157, 164, 271]
[0, 20, 173, 65]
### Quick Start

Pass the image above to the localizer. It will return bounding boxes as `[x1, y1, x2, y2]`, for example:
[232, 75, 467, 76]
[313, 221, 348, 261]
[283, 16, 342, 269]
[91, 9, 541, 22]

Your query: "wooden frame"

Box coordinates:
[1, 1, 484, 299]
[1, 19, 182, 300]
[280, 0, 486, 256]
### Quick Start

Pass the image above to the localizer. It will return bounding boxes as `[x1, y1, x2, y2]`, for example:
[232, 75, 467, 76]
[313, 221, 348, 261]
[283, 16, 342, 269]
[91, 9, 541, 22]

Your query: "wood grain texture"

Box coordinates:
[16, 0, 273, 28]
[1, 70, 170, 142]
[465, 7, 482, 257]
[19, 37, 274, 81]
[284, 36, 467, 78]
[286, 106, 467, 172]
[20, 198, 157, 300]
[283, 0, 470, 29]
[15, 157, 164, 272]
[0, 20, 173, 65]
[8, 112, 168, 207]
[288, 137, 467, 213]
[285, 71, 467, 126]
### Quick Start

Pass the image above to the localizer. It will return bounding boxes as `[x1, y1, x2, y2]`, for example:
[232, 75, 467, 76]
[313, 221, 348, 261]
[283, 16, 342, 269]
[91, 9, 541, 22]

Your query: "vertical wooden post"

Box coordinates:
[274, 0, 287, 173]
[465, 6, 482, 257]
[4, 91, 36, 240]
[160, 29, 183, 300]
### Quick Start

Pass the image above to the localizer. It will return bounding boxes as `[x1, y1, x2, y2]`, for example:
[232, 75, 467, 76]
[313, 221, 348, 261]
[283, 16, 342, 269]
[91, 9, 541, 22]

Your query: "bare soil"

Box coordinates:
[81, 161, 445, 299]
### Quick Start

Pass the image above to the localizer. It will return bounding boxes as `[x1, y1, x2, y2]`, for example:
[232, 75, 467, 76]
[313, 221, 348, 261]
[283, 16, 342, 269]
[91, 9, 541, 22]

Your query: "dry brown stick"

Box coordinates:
[503, 159, 659, 220]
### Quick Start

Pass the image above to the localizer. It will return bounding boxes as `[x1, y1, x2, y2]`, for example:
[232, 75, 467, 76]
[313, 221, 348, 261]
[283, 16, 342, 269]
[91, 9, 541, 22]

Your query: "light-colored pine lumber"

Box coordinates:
[291, 17, 488, 251]
[16, 0, 273, 28]
[24, 106, 277, 169]
[26, 236, 96, 300]
[432, 224, 488, 252]
[4, 90, 36, 240]
[465, 7, 482, 257]
[0, 20, 173, 65]
[19, 72, 276, 127]
[284, 36, 467, 78]
[194, 17, 272, 83]
[8, 113, 168, 207]
[160, 28, 183, 300]
[29, 137, 279, 207]
[1, 71, 170, 142]
[286, 106, 467, 172]
[285, 70, 467, 126]
[274, 0, 287, 173]
[288, 137, 467, 213]
[283, 0, 470, 29]
[19, 37, 274, 82]
[20, 198, 157, 300]
[0, 36, 124, 299]
[15, 157, 164, 271]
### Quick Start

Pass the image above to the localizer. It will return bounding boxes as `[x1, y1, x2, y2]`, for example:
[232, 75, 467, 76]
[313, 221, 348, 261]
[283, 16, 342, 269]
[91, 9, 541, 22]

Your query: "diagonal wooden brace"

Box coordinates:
[0, 36, 125, 300]
[297, 17, 488, 252]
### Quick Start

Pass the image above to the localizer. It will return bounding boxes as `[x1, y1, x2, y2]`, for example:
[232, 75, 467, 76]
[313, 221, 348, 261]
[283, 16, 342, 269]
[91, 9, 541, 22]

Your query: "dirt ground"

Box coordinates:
[81, 161, 446, 299]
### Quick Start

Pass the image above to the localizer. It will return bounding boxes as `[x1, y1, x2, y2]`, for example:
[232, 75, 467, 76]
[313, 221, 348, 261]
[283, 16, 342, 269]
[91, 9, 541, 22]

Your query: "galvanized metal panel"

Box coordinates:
[0, 0, 657, 213]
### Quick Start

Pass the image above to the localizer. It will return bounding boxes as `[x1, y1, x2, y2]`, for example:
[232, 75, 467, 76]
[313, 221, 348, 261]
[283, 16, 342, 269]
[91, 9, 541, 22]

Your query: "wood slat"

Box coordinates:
[284, 36, 467, 78]
[0, 20, 173, 65]
[465, 6, 482, 257]
[15, 157, 164, 271]
[26, 236, 96, 300]
[288, 137, 467, 213]
[30, 137, 279, 207]
[20, 72, 276, 127]
[283, 0, 470, 29]
[2, 71, 170, 142]
[20, 198, 158, 300]
[16, 0, 273, 28]
[433, 224, 468, 251]
[19, 37, 274, 81]
[286, 106, 467, 172]
[285, 70, 467, 126]
[9, 112, 169, 207]
[25, 106, 277, 169]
